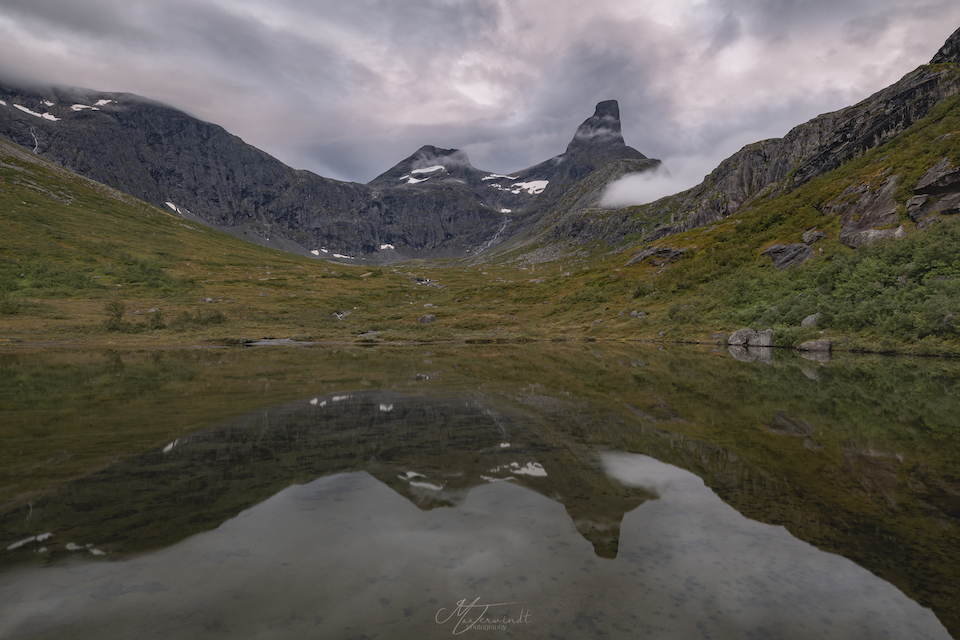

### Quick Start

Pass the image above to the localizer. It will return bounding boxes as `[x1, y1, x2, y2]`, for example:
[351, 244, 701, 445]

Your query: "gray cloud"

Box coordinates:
[1, 0, 960, 191]
[702, 12, 743, 59]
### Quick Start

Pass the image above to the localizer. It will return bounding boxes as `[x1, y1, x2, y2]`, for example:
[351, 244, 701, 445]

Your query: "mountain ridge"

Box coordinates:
[0, 86, 658, 263]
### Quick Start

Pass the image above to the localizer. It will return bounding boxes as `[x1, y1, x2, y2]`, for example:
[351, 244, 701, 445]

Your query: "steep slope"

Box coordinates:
[614, 26, 960, 246]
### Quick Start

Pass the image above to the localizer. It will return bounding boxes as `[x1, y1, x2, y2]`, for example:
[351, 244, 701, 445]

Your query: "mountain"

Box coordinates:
[510, 100, 658, 217]
[591, 26, 960, 253]
[0, 87, 659, 263]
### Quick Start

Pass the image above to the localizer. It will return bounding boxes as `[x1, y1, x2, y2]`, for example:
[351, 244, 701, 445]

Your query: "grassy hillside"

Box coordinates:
[613, 90, 960, 355]
[2, 88, 960, 354]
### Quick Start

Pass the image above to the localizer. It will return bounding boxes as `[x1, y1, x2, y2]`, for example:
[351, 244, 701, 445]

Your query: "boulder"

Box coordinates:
[418, 314, 436, 324]
[727, 328, 757, 346]
[727, 328, 773, 347]
[801, 313, 821, 328]
[797, 339, 832, 353]
[754, 328, 774, 347]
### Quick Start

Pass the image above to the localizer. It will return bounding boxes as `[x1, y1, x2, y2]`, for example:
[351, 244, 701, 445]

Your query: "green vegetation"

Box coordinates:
[618, 90, 960, 353]
[2, 86, 960, 354]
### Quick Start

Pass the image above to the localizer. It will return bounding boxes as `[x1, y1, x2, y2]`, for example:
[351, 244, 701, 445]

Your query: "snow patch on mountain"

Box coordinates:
[42, 100, 54, 107]
[164, 202, 191, 216]
[71, 104, 100, 111]
[513, 180, 548, 195]
[14, 104, 60, 121]
[95, 99, 113, 106]
[483, 174, 518, 180]
[380, 243, 395, 250]
[411, 165, 444, 174]
[399, 175, 429, 184]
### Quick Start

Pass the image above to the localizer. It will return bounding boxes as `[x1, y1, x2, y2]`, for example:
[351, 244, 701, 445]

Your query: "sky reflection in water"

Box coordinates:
[1, 344, 957, 638]
[0, 452, 948, 639]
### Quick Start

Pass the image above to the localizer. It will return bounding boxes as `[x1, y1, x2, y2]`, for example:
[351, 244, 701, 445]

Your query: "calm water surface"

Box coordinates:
[0, 344, 958, 639]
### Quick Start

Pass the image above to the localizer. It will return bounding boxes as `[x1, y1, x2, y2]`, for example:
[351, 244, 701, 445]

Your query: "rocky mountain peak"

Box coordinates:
[409, 145, 473, 170]
[367, 144, 480, 188]
[932, 26, 960, 64]
[567, 99, 627, 151]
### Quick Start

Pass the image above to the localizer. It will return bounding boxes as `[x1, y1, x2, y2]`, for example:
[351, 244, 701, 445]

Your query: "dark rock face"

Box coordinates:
[762, 243, 814, 270]
[826, 173, 904, 248]
[915, 157, 960, 195]
[932, 26, 960, 64]
[802, 229, 826, 245]
[766, 412, 816, 438]
[907, 156, 960, 228]
[624, 245, 687, 267]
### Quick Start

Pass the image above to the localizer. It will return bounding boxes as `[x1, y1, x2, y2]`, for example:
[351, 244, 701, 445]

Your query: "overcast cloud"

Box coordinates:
[1, 0, 959, 202]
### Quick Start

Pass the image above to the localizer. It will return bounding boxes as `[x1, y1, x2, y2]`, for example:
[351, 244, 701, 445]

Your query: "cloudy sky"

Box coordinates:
[2, 0, 959, 201]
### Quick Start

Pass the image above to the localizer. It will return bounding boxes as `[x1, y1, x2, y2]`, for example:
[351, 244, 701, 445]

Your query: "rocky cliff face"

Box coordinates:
[626, 28, 960, 244]
[0, 87, 657, 262]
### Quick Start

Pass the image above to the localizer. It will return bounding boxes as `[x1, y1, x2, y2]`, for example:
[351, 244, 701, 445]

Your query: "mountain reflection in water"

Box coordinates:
[0, 344, 958, 638]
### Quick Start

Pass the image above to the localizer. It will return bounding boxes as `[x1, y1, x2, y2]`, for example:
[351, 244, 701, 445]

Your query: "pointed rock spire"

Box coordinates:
[567, 99, 626, 151]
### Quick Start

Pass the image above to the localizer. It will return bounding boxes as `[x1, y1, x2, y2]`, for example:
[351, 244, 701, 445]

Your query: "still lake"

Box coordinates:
[1, 343, 958, 639]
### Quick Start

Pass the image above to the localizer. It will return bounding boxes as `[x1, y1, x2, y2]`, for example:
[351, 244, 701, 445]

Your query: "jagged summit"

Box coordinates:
[932, 26, 960, 64]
